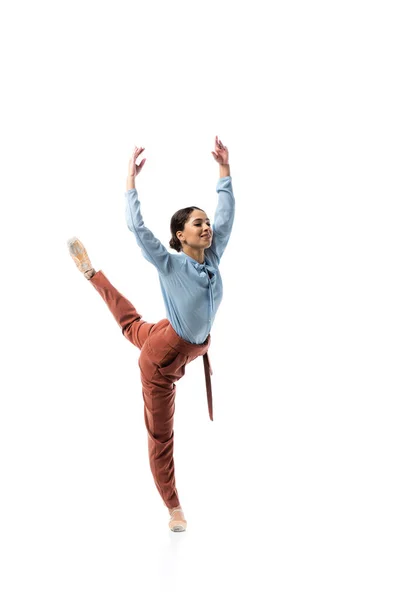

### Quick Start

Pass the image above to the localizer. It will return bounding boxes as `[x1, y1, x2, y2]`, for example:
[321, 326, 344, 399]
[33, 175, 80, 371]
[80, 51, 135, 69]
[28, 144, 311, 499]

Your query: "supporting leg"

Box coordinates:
[138, 347, 189, 510]
[141, 368, 180, 508]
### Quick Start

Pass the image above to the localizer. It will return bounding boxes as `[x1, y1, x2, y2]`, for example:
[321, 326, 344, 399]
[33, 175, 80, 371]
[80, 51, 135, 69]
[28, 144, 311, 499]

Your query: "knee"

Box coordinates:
[122, 323, 142, 348]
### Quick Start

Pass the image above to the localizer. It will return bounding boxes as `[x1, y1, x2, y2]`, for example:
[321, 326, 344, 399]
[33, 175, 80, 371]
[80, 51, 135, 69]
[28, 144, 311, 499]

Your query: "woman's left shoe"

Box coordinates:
[169, 507, 187, 532]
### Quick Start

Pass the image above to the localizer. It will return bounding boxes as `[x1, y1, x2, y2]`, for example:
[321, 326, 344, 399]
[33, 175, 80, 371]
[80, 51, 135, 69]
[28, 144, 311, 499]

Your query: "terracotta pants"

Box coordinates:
[89, 270, 212, 509]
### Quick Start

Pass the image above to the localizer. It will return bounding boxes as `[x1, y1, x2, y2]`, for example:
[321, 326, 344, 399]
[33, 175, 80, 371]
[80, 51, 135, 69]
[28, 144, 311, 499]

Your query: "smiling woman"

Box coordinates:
[67, 136, 235, 533]
[169, 207, 212, 258]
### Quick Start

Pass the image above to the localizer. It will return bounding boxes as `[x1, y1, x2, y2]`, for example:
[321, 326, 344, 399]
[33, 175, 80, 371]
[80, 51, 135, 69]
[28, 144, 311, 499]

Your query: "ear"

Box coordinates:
[176, 231, 184, 243]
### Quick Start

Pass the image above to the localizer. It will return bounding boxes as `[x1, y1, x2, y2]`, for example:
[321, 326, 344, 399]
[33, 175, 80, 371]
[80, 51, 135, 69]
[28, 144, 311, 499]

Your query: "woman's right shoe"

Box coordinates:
[67, 237, 95, 279]
[169, 507, 187, 532]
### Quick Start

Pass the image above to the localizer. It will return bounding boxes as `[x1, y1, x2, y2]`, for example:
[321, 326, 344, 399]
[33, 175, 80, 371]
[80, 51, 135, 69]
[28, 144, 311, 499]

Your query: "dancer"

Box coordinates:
[68, 136, 235, 532]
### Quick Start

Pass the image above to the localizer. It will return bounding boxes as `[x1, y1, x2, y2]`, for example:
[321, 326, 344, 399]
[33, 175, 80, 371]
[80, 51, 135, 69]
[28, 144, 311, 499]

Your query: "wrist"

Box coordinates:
[219, 164, 230, 177]
[126, 175, 136, 191]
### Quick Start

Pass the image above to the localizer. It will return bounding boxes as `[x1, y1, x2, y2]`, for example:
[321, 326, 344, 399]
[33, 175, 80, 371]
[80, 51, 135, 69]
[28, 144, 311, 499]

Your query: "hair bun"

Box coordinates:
[169, 237, 181, 252]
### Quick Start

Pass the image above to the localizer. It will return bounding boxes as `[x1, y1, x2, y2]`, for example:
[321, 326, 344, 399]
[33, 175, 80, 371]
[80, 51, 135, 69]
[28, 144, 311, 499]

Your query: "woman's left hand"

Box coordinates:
[211, 136, 229, 165]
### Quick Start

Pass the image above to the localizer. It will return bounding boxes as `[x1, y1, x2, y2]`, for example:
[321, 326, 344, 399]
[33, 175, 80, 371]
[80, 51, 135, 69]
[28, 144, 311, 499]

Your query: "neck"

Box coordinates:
[182, 247, 205, 264]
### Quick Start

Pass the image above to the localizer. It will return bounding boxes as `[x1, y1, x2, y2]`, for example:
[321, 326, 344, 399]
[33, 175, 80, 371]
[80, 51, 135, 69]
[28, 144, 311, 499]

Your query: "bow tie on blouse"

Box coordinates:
[191, 262, 217, 280]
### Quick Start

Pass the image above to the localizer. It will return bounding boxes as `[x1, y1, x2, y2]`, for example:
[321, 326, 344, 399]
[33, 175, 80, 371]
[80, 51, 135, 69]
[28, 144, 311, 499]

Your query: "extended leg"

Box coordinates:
[67, 237, 153, 349]
[89, 271, 153, 349]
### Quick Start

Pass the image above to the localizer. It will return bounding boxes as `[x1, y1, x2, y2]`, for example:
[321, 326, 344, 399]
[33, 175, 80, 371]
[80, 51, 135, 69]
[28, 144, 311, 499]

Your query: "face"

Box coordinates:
[177, 209, 213, 249]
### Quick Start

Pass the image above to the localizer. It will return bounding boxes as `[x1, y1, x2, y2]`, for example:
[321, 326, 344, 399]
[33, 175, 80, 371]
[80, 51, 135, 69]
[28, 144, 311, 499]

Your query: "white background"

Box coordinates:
[1, 1, 399, 598]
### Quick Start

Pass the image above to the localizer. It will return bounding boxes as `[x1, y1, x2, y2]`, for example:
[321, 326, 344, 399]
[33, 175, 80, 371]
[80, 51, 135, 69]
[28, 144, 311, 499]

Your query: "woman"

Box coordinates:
[68, 136, 235, 532]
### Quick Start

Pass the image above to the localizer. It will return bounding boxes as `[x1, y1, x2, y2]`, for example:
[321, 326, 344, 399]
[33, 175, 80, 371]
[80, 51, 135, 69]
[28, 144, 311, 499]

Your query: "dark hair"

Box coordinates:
[169, 206, 204, 252]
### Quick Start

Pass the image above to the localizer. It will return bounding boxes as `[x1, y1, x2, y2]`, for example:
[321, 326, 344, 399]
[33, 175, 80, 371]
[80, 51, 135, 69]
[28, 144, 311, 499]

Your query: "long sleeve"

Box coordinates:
[125, 188, 171, 274]
[209, 176, 235, 263]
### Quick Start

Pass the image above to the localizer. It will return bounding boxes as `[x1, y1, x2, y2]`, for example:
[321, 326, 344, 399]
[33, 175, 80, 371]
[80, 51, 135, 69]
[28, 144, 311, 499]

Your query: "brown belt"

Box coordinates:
[202, 352, 213, 421]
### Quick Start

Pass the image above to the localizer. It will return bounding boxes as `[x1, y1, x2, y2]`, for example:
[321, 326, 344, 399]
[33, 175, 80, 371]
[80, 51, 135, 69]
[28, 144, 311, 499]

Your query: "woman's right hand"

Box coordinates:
[128, 146, 146, 178]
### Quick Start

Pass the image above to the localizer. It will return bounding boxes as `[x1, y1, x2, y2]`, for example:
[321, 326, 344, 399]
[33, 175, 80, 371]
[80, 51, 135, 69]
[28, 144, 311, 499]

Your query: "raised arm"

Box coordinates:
[125, 146, 171, 273]
[209, 136, 235, 262]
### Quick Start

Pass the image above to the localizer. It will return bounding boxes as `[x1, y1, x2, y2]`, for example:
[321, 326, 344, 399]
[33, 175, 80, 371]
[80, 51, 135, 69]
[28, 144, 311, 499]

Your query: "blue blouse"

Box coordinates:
[125, 176, 235, 344]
